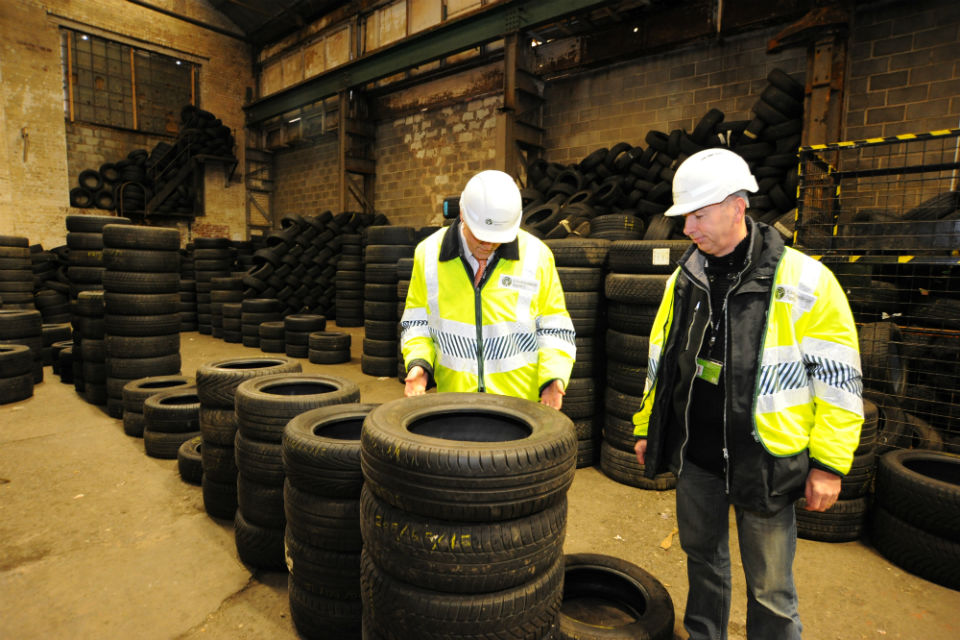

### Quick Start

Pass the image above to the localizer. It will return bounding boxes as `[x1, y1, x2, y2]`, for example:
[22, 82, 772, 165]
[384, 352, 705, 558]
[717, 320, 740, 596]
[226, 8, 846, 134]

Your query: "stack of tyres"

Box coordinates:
[210, 276, 243, 340]
[362, 227, 416, 377]
[195, 357, 302, 520]
[308, 332, 351, 365]
[334, 234, 364, 327]
[544, 238, 612, 468]
[65, 215, 131, 398]
[102, 224, 182, 419]
[193, 238, 234, 335]
[57, 343, 75, 385]
[284, 314, 326, 359]
[233, 373, 361, 570]
[359, 394, 575, 639]
[121, 375, 196, 438]
[0, 236, 36, 310]
[241, 298, 284, 350]
[72, 291, 106, 402]
[179, 245, 198, 331]
[41, 323, 72, 367]
[50, 340, 73, 378]
[31, 245, 71, 322]
[394, 258, 414, 381]
[221, 302, 242, 344]
[0, 344, 34, 404]
[142, 387, 201, 459]
[0, 309, 43, 385]
[796, 398, 879, 542]
[65, 214, 131, 300]
[282, 403, 379, 639]
[600, 240, 690, 490]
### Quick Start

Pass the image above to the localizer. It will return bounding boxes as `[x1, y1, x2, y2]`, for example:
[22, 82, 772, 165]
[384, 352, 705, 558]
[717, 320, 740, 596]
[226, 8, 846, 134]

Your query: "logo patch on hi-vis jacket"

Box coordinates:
[774, 285, 817, 313]
[499, 274, 538, 293]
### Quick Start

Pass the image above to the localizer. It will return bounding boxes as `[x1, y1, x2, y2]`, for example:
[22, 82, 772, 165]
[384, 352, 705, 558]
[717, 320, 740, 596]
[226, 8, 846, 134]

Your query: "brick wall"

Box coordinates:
[846, 0, 960, 139]
[373, 95, 500, 227]
[273, 135, 340, 216]
[64, 122, 173, 195]
[0, 0, 252, 248]
[542, 26, 806, 167]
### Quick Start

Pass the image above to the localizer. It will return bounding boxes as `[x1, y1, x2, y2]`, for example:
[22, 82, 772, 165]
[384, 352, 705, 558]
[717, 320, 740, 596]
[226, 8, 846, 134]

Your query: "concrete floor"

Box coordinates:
[1, 326, 958, 640]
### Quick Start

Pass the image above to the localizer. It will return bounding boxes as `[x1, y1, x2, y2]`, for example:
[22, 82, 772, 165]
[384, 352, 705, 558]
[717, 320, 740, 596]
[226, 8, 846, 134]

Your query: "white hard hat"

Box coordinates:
[664, 148, 759, 217]
[459, 170, 522, 243]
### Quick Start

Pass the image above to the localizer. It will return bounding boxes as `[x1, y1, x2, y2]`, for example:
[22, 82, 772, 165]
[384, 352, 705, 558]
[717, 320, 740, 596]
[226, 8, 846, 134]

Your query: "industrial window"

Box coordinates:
[61, 28, 199, 136]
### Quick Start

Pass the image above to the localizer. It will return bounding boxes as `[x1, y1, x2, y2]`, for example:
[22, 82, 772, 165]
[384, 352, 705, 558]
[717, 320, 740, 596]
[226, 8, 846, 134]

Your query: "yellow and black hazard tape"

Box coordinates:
[807, 253, 960, 265]
[799, 128, 960, 152]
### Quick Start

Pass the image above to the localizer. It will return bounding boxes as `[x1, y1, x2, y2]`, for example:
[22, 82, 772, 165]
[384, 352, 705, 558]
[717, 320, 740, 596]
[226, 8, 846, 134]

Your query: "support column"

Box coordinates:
[338, 89, 376, 213]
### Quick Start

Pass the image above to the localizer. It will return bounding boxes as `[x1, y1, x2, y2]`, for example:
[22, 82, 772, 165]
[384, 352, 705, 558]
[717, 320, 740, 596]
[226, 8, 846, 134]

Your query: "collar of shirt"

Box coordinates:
[458, 223, 496, 273]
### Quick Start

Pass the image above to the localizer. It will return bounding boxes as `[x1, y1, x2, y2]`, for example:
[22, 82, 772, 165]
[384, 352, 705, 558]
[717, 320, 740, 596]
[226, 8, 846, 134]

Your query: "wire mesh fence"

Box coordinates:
[796, 130, 960, 456]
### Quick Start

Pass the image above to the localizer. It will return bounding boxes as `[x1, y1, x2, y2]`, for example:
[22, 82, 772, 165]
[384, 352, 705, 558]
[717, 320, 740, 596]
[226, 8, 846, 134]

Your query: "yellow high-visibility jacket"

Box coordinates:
[633, 220, 863, 511]
[400, 221, 575, 402]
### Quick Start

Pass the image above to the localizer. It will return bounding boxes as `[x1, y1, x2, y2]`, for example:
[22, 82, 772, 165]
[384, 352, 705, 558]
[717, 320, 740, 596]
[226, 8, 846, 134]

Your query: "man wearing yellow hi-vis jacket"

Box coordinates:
[400, 170, 575, 409]
[632, 149, 863, 640]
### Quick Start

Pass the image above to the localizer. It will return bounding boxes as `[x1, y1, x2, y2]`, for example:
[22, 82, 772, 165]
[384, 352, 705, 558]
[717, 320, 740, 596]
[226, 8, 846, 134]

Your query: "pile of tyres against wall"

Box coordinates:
[359, 393, 577, 638]
[519, 68, 804, 245]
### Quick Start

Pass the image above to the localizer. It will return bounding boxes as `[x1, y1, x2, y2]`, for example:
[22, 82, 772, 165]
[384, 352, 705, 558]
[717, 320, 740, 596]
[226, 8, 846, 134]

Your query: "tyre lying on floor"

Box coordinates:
[558, 553, 675, 640]
[359, 392, 577, 639]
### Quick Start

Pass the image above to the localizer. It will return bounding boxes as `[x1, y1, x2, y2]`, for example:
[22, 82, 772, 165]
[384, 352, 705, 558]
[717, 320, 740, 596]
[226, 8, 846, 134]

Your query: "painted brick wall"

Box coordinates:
[273, 135, 340, 216]
[373, 95, 500, 227]
[846, 0, 960, 139]
[542, 26, 806, 168]
[0, 0, 252, 249]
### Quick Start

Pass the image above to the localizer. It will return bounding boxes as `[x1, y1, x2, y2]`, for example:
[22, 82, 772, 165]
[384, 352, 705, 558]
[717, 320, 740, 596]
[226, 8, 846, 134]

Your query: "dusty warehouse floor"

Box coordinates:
[0, 326, 958, 640]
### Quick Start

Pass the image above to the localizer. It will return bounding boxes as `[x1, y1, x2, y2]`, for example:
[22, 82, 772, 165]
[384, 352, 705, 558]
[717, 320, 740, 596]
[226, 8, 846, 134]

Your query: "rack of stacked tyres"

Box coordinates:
[361, 226, 416, 377]
[65, 215, 131, 403]
[793, 128, 960, 572]
[194, 238, 235, 335]
[544, 238, 611, 467]
[600, 240, 691, 490]
[518, 68, 804, 245]
[102, 224, 182, 419]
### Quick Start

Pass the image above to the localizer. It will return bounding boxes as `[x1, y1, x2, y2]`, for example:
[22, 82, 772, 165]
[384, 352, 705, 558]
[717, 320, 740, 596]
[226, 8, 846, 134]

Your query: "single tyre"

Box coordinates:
[558, 553, 675, 640]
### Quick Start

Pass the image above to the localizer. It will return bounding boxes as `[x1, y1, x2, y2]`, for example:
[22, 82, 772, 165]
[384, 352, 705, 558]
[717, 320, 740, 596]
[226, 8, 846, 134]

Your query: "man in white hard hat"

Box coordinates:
[631, 148, 863, 639]
[400, 169, 575, 408]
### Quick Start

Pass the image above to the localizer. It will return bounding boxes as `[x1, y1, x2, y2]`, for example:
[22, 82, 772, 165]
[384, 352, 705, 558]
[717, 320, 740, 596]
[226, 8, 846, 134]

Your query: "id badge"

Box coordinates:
[695, 357, 723, 385]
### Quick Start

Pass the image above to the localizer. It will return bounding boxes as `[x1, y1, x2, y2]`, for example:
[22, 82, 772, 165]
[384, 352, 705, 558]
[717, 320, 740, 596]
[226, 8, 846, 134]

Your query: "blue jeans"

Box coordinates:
[676, 461, 802, 640]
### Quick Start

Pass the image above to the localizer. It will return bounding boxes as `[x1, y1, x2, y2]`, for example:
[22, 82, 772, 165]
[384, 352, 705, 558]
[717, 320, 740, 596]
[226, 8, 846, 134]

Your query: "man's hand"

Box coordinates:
[803, 467, 842, 511]
[635, 438, 647, 466]
[540, 379, 565, 409]
[404, 365, 427, 397]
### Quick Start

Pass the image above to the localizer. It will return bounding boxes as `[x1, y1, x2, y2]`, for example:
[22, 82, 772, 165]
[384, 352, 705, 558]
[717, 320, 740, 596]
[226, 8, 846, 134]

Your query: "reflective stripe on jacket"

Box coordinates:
[633, 221, 863, 509]
[400, 223, 575, 402]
